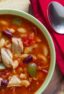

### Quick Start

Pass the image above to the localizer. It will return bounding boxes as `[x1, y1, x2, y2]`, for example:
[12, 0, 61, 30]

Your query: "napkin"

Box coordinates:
[30, 0, 64, 75]
[0, 0, 30, 12]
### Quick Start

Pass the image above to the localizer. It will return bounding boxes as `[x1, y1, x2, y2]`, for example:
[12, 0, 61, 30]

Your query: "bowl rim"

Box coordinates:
[0, 9, 56, 94]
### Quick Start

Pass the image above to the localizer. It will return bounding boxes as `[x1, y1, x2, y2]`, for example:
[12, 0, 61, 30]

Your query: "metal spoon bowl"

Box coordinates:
[48, 1, 64, 34]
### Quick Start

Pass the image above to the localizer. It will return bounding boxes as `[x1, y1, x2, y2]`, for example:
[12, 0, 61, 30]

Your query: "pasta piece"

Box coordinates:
[42, 45, 48, 56]
[37, 54, 47, 63]
[20, 54, 29, 58]
[20, 73, 27, 79]
[31, 54, 37, 60]
[0, 38, 5, 48]
[12, 60, 19, 69]
[0, 20, 8, 25]
[21, 80, 30, 87]
[17, 28, 26, 33]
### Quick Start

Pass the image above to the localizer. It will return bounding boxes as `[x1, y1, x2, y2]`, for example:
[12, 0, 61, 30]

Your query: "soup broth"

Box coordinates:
[0, 15, 50, 94]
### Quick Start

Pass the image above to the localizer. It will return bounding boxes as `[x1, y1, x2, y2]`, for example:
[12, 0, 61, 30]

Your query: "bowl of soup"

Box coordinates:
[0, 9, 55, 94]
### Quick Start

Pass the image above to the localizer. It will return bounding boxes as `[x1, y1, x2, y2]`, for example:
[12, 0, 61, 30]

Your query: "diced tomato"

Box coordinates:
[22, 34, 36, 46]
[0, 69, 11, 79]
[29, 33, 34, 40]
[23, 37, 30, 46]
[19, 61, 26, 68]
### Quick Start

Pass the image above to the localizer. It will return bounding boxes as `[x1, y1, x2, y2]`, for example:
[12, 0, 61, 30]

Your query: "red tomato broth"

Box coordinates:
[0, 15, 50, 94]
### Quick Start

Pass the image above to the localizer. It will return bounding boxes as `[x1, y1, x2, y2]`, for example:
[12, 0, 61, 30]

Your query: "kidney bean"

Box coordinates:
[3, 30, 13, 37]
[1, 79, 8, 87]
[23, 55, 33, 64]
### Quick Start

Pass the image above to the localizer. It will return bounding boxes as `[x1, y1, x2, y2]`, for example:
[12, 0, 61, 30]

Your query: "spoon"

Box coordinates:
[48, 1, 64, 34]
